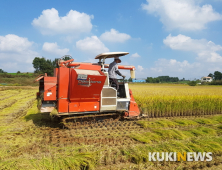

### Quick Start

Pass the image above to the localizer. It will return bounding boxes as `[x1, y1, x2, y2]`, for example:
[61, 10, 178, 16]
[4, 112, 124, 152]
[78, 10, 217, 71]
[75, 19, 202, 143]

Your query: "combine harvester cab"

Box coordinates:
[36, 52, 140, 121]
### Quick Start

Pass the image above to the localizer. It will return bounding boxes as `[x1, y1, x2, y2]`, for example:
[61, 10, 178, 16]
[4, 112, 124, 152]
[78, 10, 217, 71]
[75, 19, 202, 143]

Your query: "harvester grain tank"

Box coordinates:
[36, 52, 141, 124]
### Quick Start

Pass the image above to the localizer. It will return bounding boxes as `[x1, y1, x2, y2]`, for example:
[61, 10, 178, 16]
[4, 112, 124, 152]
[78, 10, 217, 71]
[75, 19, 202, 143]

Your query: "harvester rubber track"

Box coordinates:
[62, 119, 139, 131]
[61, 113, 123, 129]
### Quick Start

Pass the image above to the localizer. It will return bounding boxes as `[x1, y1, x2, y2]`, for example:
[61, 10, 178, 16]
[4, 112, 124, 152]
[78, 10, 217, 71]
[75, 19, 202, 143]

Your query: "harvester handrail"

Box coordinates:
[34, 74, 44, 82]
[68, 62, 136, 71]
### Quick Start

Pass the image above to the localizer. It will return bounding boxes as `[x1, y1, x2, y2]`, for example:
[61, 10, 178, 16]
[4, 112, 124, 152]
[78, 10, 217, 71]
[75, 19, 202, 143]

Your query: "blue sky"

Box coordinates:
[0, 0, 222, 79]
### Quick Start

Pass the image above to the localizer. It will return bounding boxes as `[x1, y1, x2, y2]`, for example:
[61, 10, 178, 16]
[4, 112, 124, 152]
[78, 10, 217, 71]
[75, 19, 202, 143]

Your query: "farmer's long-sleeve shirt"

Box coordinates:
[108, 61, 122, 79]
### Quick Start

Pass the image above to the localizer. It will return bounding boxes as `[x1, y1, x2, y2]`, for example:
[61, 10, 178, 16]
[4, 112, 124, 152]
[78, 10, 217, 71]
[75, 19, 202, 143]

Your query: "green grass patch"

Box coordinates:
[129, 132, 161, 143]
[0, 151, 97, 170]
[24, 100, 41, 121]
[0, 77, 38, 86]
[5, 73, 34, 76]
[137, 116, 222, 130]
[30, 152, 97, 170]
[154, 129, 187, 140]
[194, 118, 218, 125]
[173, 119, 198, 126]
[0, 126, 9, 134]
[186, 127, 217, 137]
[137, 119, 178, 129]
[123, 136, 222, 164]
[130, 129, 187, 144]
[130, 126, 219, 144]
[155, 119, 178, 128]
[218, 125, 222, 130]
[211, 115, 222, 123]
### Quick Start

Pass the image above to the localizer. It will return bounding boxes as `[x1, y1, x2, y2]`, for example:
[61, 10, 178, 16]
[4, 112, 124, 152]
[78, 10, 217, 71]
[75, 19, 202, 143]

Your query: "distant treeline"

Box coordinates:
[0, 56, 61, 78]
[0, 69, 36, 78]
[0, 56, 70, 78]
[209, 80, 222, 85]
[146, 76, 181, 83]
[0, 73, 37, 78]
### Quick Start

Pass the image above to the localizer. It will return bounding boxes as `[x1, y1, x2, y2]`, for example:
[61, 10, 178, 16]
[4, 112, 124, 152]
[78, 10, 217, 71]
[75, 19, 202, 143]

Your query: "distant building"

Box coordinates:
[201, 76, 213, 82]
[132, 78, 146, 83]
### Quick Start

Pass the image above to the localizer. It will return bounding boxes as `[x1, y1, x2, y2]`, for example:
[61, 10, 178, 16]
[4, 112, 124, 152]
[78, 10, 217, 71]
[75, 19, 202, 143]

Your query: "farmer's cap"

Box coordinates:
[114, 56, 121, 62]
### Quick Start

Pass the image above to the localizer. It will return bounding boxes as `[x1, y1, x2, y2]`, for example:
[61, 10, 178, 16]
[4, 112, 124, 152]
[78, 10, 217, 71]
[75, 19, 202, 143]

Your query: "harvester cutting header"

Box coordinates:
[36, 52, 141, 125]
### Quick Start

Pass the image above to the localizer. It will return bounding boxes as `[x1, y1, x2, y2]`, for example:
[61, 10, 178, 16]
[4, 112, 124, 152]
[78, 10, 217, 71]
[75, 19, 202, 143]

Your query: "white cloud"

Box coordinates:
[137, 65, 144, 72]
[42, 42, 69, 56]
[0, 34, 39, 72]
[151, 59, 197, 73]
[142, 0, 222, 30]
[197, 51, 222, 63]
[149, 57, 222, 79]
[163, 34, 222, 63]
[0, 34, 33, 53]
[76, 36, 109, 55]
[149, 58, 202, 78]
[130, 34, 222, 79]
[152, 34, 222, 79]
[100, 29, 131, 43]
[134, 57, 222, 79]
[32, 8, 94, 35]
[131, 53, 141, 58]
[163, 34, 222, 52]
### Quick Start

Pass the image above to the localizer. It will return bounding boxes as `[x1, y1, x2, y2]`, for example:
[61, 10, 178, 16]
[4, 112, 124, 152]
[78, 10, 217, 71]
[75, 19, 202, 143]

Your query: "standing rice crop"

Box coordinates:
[129, 84, 222, 117]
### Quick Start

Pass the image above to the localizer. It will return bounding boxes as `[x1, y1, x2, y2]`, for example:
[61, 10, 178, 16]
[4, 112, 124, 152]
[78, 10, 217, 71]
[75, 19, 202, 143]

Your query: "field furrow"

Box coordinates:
[0, 99, 17, 110]
[0, 91, 20, 101]
[0, 91, 35, 113]
[0, 97, 35, 124]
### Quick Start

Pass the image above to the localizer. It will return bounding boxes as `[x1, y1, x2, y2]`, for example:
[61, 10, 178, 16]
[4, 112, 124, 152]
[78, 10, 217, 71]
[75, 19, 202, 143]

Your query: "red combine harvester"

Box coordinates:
[36, 52, 141, 125]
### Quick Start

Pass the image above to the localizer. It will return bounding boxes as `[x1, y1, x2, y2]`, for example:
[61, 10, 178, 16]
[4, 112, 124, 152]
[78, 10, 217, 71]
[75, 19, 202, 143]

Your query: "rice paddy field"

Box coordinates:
[0, 84, 222, 170]
[131, 84, 222, 117]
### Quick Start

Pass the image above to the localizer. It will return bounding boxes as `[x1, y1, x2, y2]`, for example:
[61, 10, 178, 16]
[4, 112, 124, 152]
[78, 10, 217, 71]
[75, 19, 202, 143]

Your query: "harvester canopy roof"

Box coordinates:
[95, 52, 129, 60]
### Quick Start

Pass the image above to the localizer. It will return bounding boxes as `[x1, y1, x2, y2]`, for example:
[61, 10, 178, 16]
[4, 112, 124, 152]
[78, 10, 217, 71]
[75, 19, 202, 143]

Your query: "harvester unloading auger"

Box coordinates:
[36, 52, 141, 128]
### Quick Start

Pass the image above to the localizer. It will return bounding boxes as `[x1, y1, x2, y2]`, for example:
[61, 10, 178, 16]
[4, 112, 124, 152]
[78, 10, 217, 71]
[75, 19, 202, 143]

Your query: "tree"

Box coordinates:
[32, 57, 54, 76]
[32, 57, 46, 73]
[62, 55, 72, 61]
[128, 77, 132, 82]
[146, 77, 153, 83]
[146, 77, 160, 83]
[157, 76, 179, 82]
[180, 78, 185, 81]
[153, 78, 160, 83]
[188, 81, 197, 86]
[0, 69, 6, 73]
[208, 73, 213, 78]
[52, 58, 59, 68]
[17, 71, 21, 74]
[32, 56, 73, 76]
[213, 71, 222, 80]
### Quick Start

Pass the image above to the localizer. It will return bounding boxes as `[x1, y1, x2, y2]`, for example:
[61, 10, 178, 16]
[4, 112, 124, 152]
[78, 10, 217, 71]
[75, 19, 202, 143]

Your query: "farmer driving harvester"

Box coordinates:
[108, 56, 126, 91]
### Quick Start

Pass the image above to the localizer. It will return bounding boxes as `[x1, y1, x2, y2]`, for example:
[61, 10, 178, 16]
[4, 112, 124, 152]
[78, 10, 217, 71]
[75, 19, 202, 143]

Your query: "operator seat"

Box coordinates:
[110, 80, 117, 90]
